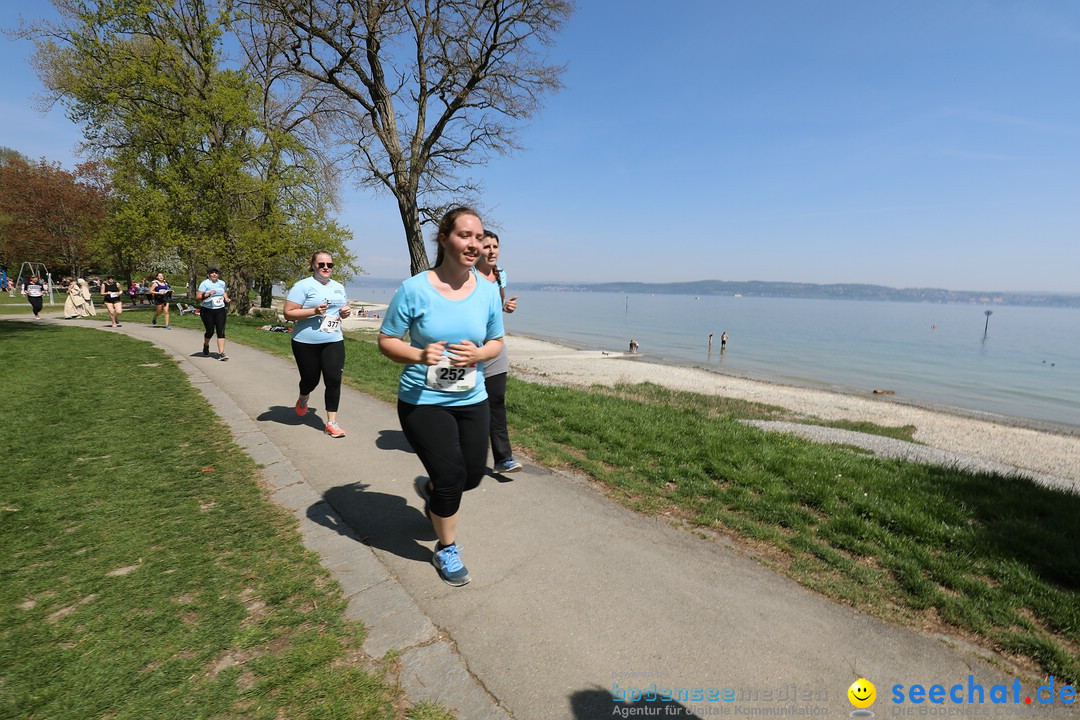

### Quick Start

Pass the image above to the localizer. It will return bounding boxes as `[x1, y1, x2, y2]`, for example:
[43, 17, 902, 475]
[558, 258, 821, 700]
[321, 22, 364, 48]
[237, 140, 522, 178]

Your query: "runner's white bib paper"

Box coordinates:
[318, 314, 341, 333]
[426, 358, 477, 392]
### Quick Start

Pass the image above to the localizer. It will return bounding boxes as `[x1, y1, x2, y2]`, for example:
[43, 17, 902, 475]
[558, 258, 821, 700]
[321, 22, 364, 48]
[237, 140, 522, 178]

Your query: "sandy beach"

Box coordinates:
[504, 335, 1080, 490]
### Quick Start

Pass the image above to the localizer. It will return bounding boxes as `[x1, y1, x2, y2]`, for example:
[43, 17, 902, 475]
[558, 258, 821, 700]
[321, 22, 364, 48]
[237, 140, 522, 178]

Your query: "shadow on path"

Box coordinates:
[312, 481, 436, 563]
[257, 404, 326, 432]
[374, 428, 412, 452]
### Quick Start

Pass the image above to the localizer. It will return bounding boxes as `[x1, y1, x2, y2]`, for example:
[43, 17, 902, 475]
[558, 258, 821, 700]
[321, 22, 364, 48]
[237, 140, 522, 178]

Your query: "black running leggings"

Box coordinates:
[398, 400, 489, 518]
[484, 372, 512, 464]
[291, 339, 345, 413]
[28, 296, 43, 315]
[201, 307, 227, 339]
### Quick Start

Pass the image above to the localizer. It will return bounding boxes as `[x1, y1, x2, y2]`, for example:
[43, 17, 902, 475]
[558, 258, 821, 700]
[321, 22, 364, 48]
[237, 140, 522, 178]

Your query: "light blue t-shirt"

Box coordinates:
[380, 270, 504, 406]
[197, 278, 228, 309]
[481, 268, 511, 377]
[286, 276, 349, 344]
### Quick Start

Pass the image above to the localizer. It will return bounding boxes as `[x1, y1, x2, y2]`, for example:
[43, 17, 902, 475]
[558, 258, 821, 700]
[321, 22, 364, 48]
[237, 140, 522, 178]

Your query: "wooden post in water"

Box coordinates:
[983, 310, 993, 339]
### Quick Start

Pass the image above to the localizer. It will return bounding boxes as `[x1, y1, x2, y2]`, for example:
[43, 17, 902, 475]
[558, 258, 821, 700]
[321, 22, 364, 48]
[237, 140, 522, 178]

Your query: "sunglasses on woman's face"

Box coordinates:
[316, 262, 334, 269]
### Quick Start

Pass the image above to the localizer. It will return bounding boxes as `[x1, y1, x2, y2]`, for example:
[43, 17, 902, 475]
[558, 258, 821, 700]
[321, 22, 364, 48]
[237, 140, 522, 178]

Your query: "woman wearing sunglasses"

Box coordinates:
[283, 251, 352, 437]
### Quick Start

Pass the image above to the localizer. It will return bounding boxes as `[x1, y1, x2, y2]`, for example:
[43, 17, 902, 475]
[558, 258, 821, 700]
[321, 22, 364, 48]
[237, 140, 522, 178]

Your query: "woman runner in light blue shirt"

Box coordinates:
[378, 207, 504, 586]
[283, 251, 352, 437]
[196, 267, 231, 360]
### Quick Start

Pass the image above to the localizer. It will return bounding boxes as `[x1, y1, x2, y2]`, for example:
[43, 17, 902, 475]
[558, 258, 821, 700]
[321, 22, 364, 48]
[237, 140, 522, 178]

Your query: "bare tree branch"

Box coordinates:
[241, 0, 571, 275]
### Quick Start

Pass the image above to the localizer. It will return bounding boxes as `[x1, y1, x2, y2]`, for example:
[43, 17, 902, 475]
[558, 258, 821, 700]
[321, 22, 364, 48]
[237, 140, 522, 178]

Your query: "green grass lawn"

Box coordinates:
[0, 321, 450, 720]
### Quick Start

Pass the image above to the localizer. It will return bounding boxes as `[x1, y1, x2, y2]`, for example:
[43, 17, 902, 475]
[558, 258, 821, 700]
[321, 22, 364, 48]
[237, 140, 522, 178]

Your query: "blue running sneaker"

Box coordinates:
[494, 458, 523, 474]
[432, 543, 470, 586]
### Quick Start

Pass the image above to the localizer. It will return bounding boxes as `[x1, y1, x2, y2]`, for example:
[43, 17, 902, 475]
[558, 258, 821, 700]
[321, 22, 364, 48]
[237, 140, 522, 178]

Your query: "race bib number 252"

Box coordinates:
[426, 359, 477, 392]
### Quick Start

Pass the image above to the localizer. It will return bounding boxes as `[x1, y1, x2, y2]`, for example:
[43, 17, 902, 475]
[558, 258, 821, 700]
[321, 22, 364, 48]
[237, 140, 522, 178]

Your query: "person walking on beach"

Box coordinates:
[23, 275, 44, 320]
[150, 273, 172, 328]
[283, 251, 352, 437]
[476, 230, 523, 475]
[197, 267, 231, 360]
[101, 275, 124, 327]
[378, 207, 504, 586]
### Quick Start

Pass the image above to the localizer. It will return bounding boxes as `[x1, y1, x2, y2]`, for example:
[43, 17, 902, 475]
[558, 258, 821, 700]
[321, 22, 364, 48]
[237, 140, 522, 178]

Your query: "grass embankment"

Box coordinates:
[0, 321, 450, 720]
[217, 314, 1077, 682]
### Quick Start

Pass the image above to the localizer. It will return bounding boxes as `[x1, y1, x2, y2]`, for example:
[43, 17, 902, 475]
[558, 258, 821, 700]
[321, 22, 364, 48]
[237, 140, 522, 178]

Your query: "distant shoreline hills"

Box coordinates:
[348, 278, 1080, 308]
[519, 280, 1080, 308]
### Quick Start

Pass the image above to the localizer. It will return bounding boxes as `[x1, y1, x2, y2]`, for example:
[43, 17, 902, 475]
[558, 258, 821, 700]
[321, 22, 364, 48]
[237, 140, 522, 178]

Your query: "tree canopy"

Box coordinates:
[24, 0, 356, 312]
[0, 155, 108, 278]
[16, 0, 571, 296]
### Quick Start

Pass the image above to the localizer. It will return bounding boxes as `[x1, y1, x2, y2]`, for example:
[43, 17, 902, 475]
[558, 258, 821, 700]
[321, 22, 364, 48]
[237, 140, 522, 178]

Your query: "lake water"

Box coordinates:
[351, 285, 1080, 431]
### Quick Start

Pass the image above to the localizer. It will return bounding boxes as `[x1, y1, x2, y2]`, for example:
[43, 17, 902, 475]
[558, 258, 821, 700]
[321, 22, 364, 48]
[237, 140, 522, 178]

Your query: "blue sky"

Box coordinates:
[3, 1, 1079, 292]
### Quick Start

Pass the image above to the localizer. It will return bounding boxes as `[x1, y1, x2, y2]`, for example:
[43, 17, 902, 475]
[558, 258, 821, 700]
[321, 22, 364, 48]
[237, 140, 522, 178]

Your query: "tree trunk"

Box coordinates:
[231, 272, 252, 315]
[257, 277, 273, 308]
[398, 194, 429, 277]
[186, 254, 198, 300]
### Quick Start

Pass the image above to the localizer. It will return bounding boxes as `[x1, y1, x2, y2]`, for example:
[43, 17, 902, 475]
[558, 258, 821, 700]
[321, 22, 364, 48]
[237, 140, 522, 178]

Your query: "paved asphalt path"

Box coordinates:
[42, 316, 1068, 719]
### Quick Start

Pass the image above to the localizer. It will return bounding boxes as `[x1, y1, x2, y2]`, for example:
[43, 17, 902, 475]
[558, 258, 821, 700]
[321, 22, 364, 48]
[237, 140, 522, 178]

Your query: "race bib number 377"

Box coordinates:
[318, 314, 341, 333]
[426, 359, 477, 392]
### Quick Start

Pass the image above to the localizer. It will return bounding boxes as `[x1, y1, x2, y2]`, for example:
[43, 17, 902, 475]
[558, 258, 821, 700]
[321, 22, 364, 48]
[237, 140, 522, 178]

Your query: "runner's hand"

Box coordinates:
[422, 341, 447, 366]
[447, 340, 481, 366]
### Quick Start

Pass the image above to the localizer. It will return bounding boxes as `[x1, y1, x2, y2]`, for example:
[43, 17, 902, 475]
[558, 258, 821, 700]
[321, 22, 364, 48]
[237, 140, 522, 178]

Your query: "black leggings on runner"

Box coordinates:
[291, 339, 344, 413]
[201, 307, 227, 339]
[28, 296, 43, 315]
[398, 400, 489, 518]
[484, 372, 512, 464]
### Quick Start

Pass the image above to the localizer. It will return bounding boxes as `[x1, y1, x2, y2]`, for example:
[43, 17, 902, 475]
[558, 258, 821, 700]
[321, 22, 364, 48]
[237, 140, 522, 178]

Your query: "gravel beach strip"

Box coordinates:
[742, 420, 1079, 495]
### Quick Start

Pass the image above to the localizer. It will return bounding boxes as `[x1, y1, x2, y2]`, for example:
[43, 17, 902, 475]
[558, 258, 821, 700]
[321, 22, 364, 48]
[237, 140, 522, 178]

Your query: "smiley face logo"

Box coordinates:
[848, 678, 876, 709]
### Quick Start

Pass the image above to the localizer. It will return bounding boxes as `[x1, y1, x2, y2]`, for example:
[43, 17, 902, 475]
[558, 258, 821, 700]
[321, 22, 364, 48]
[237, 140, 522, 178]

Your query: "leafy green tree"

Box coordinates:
[25, 0, 355, 313]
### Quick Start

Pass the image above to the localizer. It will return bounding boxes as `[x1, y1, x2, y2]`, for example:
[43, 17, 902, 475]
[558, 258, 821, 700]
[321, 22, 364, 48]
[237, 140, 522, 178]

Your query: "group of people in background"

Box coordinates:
[19, 268, 222, 340]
